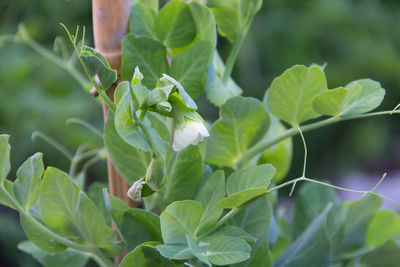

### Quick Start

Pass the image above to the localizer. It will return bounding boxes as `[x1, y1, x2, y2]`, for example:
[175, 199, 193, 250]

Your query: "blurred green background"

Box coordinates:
[1, 0, 400, 266]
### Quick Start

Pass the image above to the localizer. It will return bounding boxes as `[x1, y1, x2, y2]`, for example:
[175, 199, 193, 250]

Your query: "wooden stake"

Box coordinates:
[92, 0, 133, 265]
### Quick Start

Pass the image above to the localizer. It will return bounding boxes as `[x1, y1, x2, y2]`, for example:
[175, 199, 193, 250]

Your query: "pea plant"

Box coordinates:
[1, 0, 400, 266]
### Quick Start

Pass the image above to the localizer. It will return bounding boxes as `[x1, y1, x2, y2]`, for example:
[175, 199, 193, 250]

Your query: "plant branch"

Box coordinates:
[15, 30, 91, 91]
[266, 176, 400, 206]
[238, 109, 400, 166]
[66, 118, 103, 139]
[31, 131, 73, 160]
[222, 30, 247, 84]
[60, 24, 116, 113]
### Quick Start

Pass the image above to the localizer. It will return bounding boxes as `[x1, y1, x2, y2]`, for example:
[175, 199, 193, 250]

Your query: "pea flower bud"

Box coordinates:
[145, 156, 166, 191]
[127, 179, 145, 202]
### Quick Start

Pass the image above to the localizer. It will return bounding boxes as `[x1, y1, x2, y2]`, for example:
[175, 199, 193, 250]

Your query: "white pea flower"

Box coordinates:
[172, 117, 209, 151]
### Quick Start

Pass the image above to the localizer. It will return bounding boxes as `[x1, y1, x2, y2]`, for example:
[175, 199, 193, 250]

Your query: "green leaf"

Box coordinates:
[156, 244, 193, 260]
[170, 41, 213, 98]
[115, 91, 168, 154]
[312, 87, 349, 116]
[145, 112, 172, 144]
[129, 3, 157, 39]
[18, 241, 89, 267]
[187, 235, 211, 266]
[216, 164, 275, 209]
[114, 90, 150, 151]
[114, 81, 130, 105]
[216, 187, 267, 209]
[366, 211, 400, 249]
[38, 167, 116, 252]
[0, 180, 17, 210]
[189, 2, 217, 46]
[160, 200, 202, 244]
[13, 153, 44, 210]
[205, 52, 242, 106]
[205, 96, 270, 168]
[268, 65, 328, 126]
[292, 183, 347, 251]
[120, 241, 181, 267]
[104, 112, 151, 183]
[120, 208, 162, 250]
[240, 0, 263, 23]
[292, 183, 340, 239]
[340, 79, 385, 117]
[155, 0, 196, 48]
[87, 183, 111, 226]
[274, 205, 333, 267]
[145, 146, 203, 210]
[258, 121, 292, 183]
[226, 164, 275, 195]
[201, 225, 257, 244]
[205, 236, 251, 265]
[80, 47, 117, 90]
[208, 0, 241, 43]
[361, 241, 400, 267]
[131, 0, 158, 13]
[335, 194, 383, 255]
[195, 170, 225, 236]
[313, 79, 385, 117]
[208, 0, 261, 42]
[103, 190, 129, 228]
[20, 213, 67, 253]
[121, 35, 168, 88]
[162, 74, 197, 110]
[0, 134, 11, 182]
[231, 195, 273, 267]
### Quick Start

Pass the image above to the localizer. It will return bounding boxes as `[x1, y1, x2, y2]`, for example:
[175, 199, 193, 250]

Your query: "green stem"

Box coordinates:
[22, 36, 91, 91]
[66, 118, 103, 139]
[222, 30, 247, 84]
[238, 109, 400, 166]
[61, 24, 116, 113]
[90, 249, 115, 267]
[266, 176, 400, 205]
[32, 131, 73, 160]
[196, 207, 242, 239]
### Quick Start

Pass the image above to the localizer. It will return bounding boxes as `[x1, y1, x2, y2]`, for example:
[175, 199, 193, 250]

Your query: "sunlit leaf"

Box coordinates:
[155, 0, 196, 48]
[205, 236, 251, 265]
[121, 35, 168, 88]
[160, 200, 202, 244]
[13, 153, 44, 210]
[268, 65, 328, 126]
[205, 96, 270, 168]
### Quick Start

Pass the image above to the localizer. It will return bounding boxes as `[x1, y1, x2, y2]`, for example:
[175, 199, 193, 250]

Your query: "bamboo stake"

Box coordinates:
[92, 0, 132, 265]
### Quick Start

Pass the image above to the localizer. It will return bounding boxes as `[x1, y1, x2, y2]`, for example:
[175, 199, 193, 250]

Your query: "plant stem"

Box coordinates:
[90, 249, 115, 267]
[31, 131, 73, 160]
[60, 24, 116, 113]
[238, 109, 400, 166]
[22, 35, 91, 91]
[222, 30, 247, 84]
[266, 176, 400, 205]
[66, 118, 103, 138]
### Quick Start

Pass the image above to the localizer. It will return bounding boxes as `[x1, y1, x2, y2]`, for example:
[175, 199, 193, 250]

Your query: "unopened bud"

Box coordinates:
[131, 66, 144, 86]
[145, 157, 166, 191]
[127, 179, 145, 202]
[156, 101, 172, 113]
